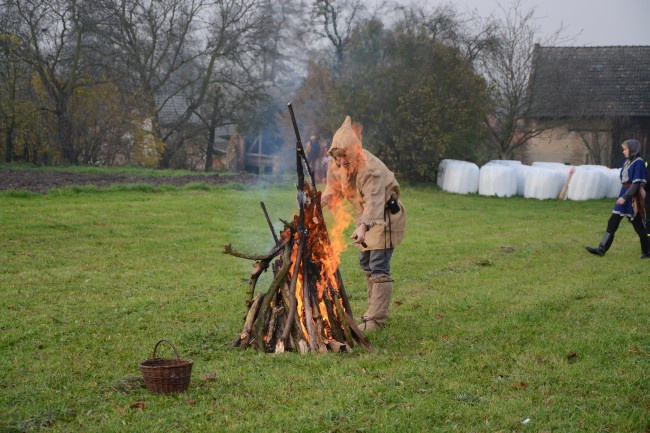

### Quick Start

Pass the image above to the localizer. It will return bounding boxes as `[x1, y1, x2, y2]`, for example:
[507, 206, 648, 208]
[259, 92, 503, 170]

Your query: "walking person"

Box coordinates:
[321, 116, 407, 331]
[586, 139, 648, 258]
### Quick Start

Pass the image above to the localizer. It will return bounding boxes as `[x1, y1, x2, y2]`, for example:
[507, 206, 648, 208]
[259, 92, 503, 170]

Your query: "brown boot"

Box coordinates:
[359, 274, 393, 331]
[361, 271, 373, 318]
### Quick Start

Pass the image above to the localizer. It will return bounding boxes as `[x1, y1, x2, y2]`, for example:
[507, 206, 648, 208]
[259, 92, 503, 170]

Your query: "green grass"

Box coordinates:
[0, 181, 648, 432]
[0, 162, 228, 177]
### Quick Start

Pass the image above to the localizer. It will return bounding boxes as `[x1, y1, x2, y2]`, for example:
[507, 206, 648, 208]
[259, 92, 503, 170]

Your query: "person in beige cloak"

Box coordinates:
[321, 116, 407, 331]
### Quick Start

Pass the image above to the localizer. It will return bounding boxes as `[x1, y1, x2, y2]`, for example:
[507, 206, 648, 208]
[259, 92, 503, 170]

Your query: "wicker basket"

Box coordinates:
[139, 339, 193, 394]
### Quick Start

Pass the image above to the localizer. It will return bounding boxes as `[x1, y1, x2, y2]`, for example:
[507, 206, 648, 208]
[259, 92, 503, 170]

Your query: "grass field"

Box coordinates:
[0, 177, 648, 432]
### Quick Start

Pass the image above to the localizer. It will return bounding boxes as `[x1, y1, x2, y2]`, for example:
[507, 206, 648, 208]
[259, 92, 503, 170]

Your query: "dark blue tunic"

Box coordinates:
[613, 157, 647, 218]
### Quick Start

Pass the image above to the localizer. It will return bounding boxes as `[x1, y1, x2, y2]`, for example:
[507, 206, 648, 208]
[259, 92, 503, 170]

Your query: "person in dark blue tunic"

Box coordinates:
[646, 160, 649, 223]
[586, 139, 648, 259]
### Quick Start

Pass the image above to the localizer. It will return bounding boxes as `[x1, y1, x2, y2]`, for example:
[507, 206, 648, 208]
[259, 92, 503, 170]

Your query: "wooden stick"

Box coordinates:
[223, 242, 286, 261]
[302, 262, 318, 351]
[297, 339, 309, 354]
[345, 312, 373, 351]
[253, 243, 293, 351]
[266, 303, 280, 351]
[260, 201, 279, 245]
[235, 293, 264, 348]
[559, 166, 575, 200]
[321, 284, 346, 344]
[333, 291, 355, 348]
[312, 310, 328, 353]
[326, 340, 347, 353]
[335, 268, 353, 318]
[281, 231, 306, 343]
[245, 260, 268, 309]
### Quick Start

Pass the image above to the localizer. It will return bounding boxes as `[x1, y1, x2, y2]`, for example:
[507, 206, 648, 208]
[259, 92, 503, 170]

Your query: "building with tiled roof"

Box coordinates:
[519, 45, 650, 166]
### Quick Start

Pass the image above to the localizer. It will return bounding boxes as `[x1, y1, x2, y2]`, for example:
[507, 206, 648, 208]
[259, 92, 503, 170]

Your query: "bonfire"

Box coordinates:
[224, 104, 372, 353]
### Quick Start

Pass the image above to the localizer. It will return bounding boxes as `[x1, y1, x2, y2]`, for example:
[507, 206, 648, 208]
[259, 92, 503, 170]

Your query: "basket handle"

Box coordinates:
[152, 339, 181, 360]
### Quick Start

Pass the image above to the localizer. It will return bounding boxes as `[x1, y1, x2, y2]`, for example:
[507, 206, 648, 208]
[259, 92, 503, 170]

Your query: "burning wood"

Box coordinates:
[225, 104, 372, 354]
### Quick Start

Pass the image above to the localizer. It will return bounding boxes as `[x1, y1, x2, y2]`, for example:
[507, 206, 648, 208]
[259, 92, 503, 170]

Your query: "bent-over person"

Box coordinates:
[321, 116, 407, 331]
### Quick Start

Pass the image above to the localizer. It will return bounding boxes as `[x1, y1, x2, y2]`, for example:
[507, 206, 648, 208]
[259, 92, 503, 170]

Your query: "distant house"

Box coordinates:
[157, 95, 200, 128]
[157, 95, 276, 172]
[518, 45, 650, 167]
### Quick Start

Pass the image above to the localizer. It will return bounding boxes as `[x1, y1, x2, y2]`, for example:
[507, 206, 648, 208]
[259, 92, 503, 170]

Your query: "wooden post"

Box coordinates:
[559, 166, 575, 200]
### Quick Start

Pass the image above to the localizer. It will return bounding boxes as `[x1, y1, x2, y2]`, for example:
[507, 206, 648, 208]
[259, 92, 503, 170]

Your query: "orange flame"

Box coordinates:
[287, 187, 355, 345]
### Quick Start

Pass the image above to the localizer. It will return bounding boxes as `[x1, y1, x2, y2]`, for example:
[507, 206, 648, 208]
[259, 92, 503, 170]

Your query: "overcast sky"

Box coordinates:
[386, 0, 650, 46]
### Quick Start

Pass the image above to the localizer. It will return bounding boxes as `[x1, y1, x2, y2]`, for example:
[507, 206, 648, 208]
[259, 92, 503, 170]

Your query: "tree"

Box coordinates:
[294, 5, 492, 183]
[577, 122, 613, 166]
[70, 82, 140, 165]
[311, 0, 367, 64]
[3, 0, 103, 164]
[477, 0, 566, 159]
[195, 0, 280, 171]
[0, 29, 28, 163]
[97, 0, 277, 169]
[96, 0, 206, 168]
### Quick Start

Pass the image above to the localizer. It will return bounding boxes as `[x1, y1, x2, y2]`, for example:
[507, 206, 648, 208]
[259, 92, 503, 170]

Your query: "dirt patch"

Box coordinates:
[0, 168, 259, 194]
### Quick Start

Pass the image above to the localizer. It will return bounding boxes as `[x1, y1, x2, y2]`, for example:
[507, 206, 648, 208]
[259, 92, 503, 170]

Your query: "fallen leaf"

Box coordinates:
[435, 312, 444, 320]
[512, 381, 528, 390]
[129, 402, 146, 410]
[116, 407, 126, 415]
[394, 300, 403, 306]
[188, 399, 196, 406]
[201, 373, 217, 381]
[441, 333, 449, 342]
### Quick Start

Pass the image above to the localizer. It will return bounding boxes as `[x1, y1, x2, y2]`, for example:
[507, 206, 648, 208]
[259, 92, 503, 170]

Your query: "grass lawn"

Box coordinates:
[0, 178, 648, 432]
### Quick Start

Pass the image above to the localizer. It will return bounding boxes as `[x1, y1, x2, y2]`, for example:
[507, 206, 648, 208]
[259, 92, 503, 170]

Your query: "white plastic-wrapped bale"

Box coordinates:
[566, 166, 610, 200]
[486, 159, 526, 195]
[523, 166, 566, 200]
[436, 159, 452, 189]
[486, 160, 522, 167]
[606, 168, 622, 198]
[439, 160, 479, 194]
[479, 164, 518, 197]
[531, 161, 572, 181]
[513, 165, 530, 196]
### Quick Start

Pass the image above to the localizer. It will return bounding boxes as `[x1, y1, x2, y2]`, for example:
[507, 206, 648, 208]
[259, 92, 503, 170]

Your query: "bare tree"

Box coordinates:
[97, 0, 208, 167]
[197, 0, 277, 171]
[577, 123, 612, 165]
[0, 21, 29, 163]
[477, 0, 567, 159]
[311, 0, 367, 64]
[4, 0, 102, 164]
[97, 0, 276, 169]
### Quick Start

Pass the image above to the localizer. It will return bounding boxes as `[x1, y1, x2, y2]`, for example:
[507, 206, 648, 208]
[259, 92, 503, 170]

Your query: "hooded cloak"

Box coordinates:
[322, 116, 407, 250]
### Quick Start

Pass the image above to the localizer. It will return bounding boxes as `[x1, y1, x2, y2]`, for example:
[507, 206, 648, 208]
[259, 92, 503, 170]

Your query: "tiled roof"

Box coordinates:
[526, 45, 650, 118]
[157, 95, 201, 126]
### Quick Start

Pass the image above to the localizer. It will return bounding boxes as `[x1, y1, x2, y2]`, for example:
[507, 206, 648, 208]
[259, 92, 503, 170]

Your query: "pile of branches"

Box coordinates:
[224, 104, 372, 354]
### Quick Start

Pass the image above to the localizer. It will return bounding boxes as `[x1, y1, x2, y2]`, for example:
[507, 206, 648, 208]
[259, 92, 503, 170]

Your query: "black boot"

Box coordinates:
[586, 232, 614, 257]
[641, 235, 649, 259]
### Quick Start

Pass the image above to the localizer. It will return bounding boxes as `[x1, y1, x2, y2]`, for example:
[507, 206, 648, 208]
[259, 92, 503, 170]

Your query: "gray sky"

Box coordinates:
[390, 0, 650, 46]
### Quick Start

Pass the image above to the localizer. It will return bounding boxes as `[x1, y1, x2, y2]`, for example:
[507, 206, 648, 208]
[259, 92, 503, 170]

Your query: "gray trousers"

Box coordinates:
[358, 248, 394, 277]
